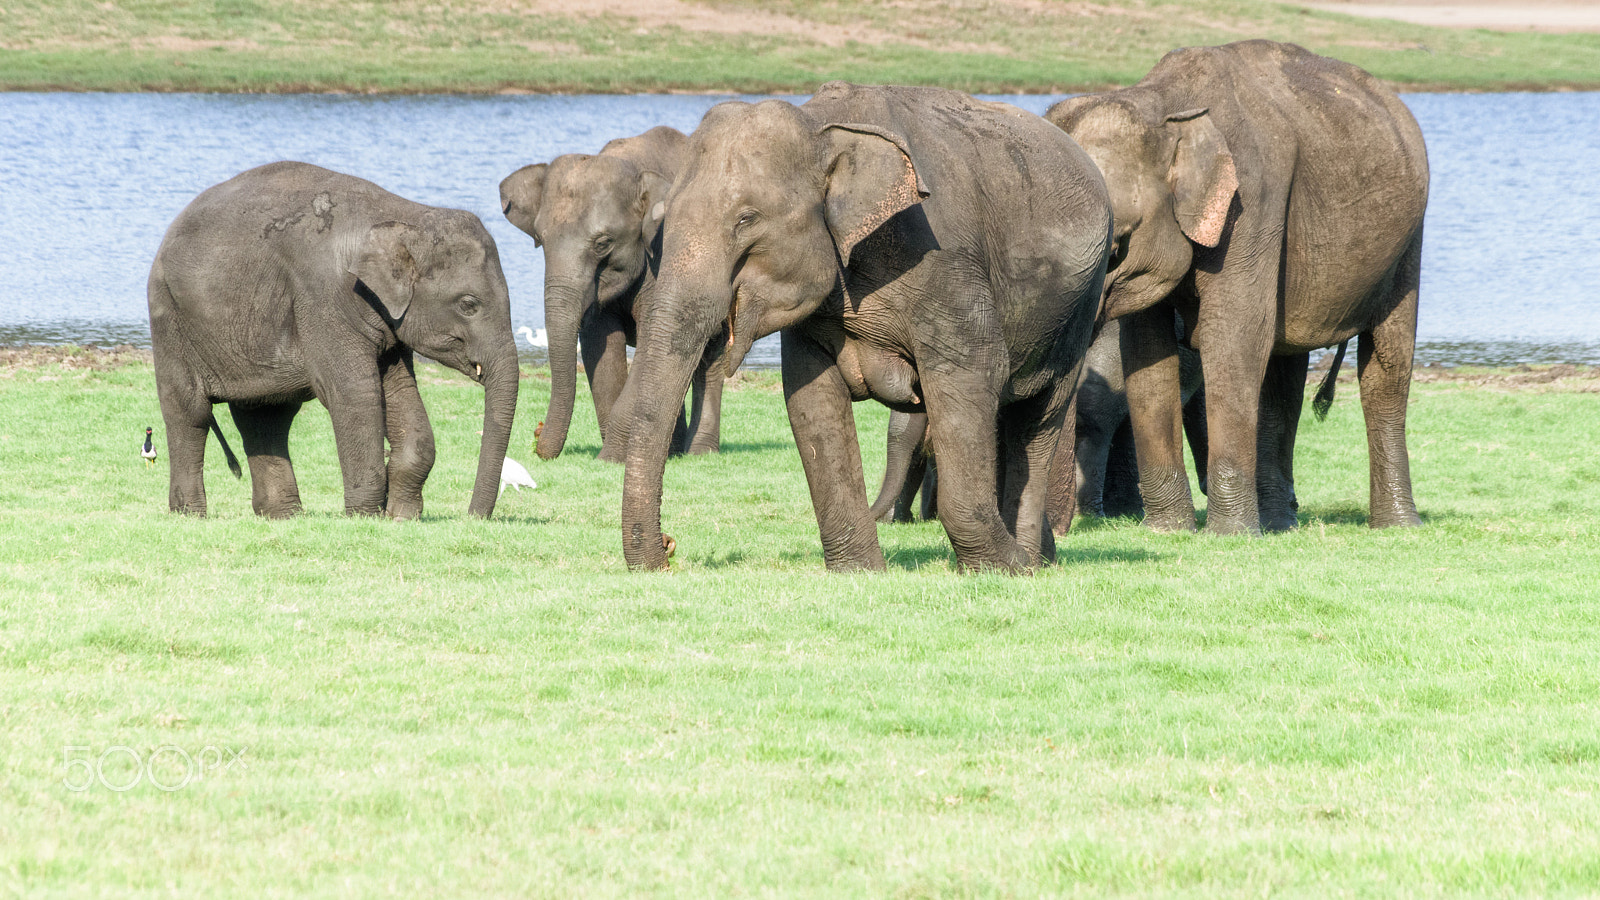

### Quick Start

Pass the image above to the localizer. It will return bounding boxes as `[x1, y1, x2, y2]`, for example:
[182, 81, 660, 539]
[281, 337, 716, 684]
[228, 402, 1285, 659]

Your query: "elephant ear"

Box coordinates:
[818, 123, 929, 268]
[498, 163, 549, 244]
[636, 169, 673, 262]
[349, 221, 421, 322]
[1165, 108, 1237, 249]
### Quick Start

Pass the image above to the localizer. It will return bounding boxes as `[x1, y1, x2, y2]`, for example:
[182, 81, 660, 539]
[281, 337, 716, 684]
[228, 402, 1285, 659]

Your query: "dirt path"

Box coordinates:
[1304, 0, 1600, 33]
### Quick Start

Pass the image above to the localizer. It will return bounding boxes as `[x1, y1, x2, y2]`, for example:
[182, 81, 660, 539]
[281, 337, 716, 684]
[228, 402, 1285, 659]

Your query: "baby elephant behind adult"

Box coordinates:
[149, 161, 519, 520]
[1048, 40, 1429, 534]
[500, 126, 722, 463]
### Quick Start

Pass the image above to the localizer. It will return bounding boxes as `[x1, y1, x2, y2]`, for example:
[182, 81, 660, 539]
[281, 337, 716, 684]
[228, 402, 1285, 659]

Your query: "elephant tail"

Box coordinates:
[209, 418, 243, 479]
[1312, 340, 1348, 422]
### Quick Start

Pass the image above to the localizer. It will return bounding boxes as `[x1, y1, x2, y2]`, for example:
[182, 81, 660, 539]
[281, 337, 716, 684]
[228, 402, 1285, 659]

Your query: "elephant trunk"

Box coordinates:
[621, 296, 711, 571]
[535, 276, 592, 460]
[466, 346, 520, 518]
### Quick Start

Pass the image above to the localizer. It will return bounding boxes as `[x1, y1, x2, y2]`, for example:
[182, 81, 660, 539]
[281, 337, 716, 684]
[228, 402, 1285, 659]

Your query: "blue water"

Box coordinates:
[2, 91, 1598, 367]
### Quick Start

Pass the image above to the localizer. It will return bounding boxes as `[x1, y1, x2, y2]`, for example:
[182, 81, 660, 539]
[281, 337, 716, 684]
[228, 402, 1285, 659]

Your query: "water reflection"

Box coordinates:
[1, 91, 1597, 367]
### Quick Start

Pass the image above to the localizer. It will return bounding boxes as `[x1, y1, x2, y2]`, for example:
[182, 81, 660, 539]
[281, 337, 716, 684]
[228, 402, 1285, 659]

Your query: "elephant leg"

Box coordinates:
[780, 330, 885, 571]
[155, 356, 213, 517]
[1045, 393, 1077, 535]
[1182, 387, 1209, 496]
[316, 361, 388, 516]
[1256, 352, 1307, 532]
[919, 457, 939, 522]
[685, 340, 725, 455]
[920, 365, 1027, 574]
[1122, 305, 1195, 532]
[870, 410, 927, 523]
[380, 351, 435, 520]
[228, 401, 303, 519]
[998, 373, 1076, 567]
[584, 312, 630, 457]
[1101, 418, 1145, 518]
[1358, 232, 1423, 528]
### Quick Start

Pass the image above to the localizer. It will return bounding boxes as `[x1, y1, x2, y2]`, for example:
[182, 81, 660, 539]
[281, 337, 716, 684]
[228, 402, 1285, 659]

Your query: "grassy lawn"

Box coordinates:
[0, 350, 1597, 896]
[2, 0, 1599, 94]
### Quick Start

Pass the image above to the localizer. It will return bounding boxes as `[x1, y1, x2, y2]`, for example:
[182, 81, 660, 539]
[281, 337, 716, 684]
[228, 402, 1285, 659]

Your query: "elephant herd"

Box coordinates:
[149, 40, 1428, 574]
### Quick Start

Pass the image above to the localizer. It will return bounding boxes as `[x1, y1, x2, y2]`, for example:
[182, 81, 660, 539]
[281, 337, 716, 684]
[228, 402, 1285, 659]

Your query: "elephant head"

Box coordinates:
[500, 153, 673, 459]
[1046, 97, 1238, 321]
[349, 208, 519, 518]
[620, 99, 926, 570]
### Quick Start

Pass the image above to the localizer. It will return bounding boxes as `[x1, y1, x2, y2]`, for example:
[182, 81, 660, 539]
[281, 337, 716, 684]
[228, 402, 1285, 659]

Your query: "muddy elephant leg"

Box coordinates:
[870, 410, 927, 523]
[999, 372, 1077, 567]
[1359, 232, 1423, 529]
[1256, 352, 1307, 532]
[228, 401, 304, 519]
[584, 311, 630, 457]
[380, 351, 435, 520]
[316, 361, 388, 516]
[781, 330, 885, 571]
[1122, 305, 1196, 532]
[921, 365, 1026, 573]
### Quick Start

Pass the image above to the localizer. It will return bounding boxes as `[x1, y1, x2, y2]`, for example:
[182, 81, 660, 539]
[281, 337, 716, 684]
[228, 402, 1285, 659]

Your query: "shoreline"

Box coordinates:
[7, 343, 1597, 391]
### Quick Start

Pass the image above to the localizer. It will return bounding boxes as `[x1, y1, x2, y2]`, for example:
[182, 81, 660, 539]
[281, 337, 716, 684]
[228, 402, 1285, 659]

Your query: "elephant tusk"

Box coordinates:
[475, 363, 482, 379]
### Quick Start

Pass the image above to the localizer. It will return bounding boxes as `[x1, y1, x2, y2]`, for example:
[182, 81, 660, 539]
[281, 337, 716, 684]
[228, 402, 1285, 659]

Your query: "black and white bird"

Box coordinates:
[141, 427, 158, 466]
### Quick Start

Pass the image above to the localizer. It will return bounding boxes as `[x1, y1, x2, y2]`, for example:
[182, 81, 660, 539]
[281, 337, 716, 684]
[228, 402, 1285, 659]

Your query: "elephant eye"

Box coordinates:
[734, 210, 759, 233]
[455, 295, 483, 317]
[591, 234, 613, 256]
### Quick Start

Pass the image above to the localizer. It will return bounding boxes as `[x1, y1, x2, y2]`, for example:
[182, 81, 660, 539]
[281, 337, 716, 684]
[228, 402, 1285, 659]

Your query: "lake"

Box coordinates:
[2, 91, 1598, 368]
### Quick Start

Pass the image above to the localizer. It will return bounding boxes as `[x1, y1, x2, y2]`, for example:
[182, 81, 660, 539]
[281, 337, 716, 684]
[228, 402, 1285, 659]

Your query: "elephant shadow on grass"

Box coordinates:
[1284, 504, 1456, 529]
[884, 541, 1169, 571]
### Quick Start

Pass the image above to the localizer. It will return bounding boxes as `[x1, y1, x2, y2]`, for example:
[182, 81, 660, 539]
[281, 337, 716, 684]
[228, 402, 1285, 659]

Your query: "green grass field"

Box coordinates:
[1, 350, 1597, 896]
[3, 0, 1600, 94]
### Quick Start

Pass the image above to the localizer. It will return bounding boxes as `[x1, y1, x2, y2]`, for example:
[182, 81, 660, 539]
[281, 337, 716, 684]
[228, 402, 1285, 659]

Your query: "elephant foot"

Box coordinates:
[1368, 507, 1422, 529]
[686, 439, 720, 455]
[1142, 510, 1197, 533]
[256, 503, 303, 520]
[1204, 514, 1261, 537]
[386, 499, 422, 521]
[1260, 511, 1298, 533]
[596, 443, 626, 465]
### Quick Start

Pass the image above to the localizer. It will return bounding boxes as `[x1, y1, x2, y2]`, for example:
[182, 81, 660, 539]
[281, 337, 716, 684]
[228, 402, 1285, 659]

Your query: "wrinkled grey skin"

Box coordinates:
[1047, 41, 1428, 534]
[499, 126, 723, 463]
[621, 83, 1111, 573]
[149, 162, 518, 520]
[870, 315, 1205, 525]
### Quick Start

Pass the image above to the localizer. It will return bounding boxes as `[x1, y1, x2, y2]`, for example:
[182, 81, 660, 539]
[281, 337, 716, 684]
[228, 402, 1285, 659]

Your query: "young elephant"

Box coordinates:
[499, 126, 723, 463]
[149, 162, 518, 520]
[869, 315, 1208, 526]
[621, 83, 1111, 573]
[1047, 40, 1428, 534]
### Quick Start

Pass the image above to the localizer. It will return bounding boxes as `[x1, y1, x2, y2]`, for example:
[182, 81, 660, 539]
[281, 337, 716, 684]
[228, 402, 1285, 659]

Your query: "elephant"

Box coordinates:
[619, 82, 1112, 573]
[868, 314, 1209, 526]
[148, 161, 518, 520]
[1046, 40, 1428, 534]
[499, 126, 724, 463]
